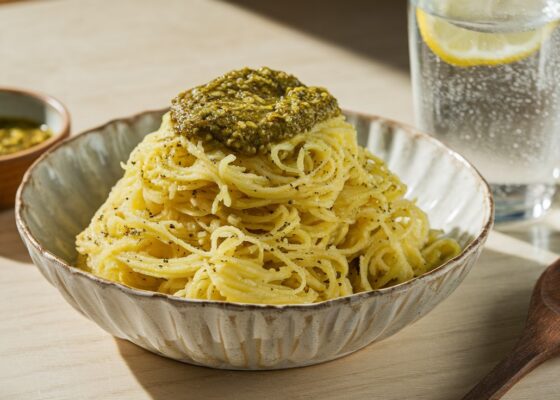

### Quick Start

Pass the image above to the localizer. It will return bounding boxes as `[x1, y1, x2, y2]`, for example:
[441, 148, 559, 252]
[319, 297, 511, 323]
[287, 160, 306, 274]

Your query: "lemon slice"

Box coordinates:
[416, 8, 554, 67]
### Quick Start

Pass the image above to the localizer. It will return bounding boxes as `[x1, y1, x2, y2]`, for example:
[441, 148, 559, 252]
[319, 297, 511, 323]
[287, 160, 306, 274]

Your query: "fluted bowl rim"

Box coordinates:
[15, 108, 494, 311]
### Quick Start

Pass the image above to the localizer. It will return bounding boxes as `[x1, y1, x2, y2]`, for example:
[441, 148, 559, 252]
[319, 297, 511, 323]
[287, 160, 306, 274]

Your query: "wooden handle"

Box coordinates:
[462, 335, 551, 400]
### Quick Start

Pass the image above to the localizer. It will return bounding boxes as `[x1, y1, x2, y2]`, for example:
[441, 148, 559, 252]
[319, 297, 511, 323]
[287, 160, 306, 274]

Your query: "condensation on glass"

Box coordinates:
[409, 0, 560, 220]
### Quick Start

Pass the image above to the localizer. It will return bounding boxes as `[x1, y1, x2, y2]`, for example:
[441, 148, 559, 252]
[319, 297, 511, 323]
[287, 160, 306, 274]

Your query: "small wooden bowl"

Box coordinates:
[0, 88, 70, 209]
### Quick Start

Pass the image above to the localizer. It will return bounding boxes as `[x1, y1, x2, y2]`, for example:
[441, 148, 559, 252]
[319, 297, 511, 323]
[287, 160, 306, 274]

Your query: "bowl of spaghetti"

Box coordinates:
[16, 68, 493, 370]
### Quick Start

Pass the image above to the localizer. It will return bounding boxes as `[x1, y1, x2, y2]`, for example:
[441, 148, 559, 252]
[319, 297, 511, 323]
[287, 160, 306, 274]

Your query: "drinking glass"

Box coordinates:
[408, 0, 560, 221]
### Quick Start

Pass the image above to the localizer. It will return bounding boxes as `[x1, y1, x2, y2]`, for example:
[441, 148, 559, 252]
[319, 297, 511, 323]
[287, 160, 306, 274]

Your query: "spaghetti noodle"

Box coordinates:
[76, 111, 460, 304]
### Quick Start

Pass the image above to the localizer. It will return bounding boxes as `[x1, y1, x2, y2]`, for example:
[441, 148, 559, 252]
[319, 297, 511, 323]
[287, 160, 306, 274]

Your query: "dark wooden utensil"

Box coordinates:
[462, 258, 560, 400]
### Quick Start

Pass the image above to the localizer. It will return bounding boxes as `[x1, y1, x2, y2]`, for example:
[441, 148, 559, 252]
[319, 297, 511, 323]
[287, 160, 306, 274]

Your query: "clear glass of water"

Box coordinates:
[408, 0, 560, 221]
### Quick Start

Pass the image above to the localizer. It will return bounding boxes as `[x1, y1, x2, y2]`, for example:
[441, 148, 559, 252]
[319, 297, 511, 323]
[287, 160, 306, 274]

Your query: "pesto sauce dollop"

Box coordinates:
[170, 67, 341, 155]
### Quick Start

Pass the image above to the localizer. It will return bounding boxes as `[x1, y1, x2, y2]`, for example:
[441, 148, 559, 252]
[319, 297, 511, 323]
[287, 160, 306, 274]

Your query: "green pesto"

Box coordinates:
[0, 117, 52, 156]
[170, 67, 341, 155]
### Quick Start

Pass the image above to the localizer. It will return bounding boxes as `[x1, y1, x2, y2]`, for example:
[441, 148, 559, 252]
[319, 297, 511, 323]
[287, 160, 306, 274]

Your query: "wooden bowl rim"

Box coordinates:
[0, 87, 71, 163]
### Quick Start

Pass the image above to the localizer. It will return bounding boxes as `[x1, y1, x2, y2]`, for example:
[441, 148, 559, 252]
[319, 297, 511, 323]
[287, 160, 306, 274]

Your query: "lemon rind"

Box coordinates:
[416, 8, 550, 67]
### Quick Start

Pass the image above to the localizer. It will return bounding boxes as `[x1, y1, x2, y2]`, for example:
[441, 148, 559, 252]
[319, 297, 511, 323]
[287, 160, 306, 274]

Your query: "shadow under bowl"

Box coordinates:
[15, 109, 493, 370]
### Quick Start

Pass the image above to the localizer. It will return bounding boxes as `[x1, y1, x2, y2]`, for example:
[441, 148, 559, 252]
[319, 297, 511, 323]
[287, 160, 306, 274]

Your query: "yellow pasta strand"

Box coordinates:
[76, 113, 460, 304]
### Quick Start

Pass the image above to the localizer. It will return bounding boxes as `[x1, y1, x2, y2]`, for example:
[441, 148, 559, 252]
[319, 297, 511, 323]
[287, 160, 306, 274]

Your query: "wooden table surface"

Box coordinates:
[1, 1, 559, 399]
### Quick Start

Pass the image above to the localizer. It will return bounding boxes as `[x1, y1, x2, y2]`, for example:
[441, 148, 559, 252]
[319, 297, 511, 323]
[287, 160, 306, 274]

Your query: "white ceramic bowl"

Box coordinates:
[16, 109, 493, 370]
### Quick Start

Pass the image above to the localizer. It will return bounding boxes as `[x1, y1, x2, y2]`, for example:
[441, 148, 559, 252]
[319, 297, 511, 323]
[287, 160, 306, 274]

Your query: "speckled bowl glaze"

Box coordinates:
[16, 109, 493, 370]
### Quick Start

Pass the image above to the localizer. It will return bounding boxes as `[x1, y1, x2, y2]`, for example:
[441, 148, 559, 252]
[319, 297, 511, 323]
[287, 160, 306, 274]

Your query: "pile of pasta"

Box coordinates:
[76, 113, 460, 304]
